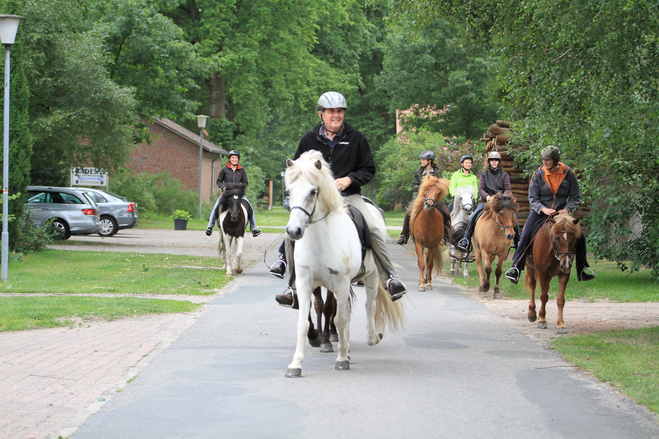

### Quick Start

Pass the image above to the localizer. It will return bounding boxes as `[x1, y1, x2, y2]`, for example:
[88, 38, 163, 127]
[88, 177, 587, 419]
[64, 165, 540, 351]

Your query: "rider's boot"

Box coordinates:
[252, 228, 261, 237]
[577, 266, 595, 282]
[387, 277, 407, 302]
[275, 286, 298, 309]
[205, 226, 213, 236]
[395, 234, 407, 245]
[269, 253, 287, 278]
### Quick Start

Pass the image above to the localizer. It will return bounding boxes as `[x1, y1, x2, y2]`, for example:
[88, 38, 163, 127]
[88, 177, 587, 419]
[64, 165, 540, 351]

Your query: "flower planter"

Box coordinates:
[174, 219, 188, 230]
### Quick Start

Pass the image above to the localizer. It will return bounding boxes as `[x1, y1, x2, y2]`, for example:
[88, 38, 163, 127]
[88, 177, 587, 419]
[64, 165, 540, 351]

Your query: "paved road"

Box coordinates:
[72, 240, 659, 438]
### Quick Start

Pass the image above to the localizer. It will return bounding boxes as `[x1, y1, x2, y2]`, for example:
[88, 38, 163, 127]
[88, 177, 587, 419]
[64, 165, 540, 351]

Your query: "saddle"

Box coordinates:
[520, 216, 548, 268]
[346, 205, 371, 257]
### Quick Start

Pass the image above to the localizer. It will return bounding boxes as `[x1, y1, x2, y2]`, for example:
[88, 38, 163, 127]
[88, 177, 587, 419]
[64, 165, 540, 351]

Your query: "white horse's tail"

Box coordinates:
[375, 281, 405, 333]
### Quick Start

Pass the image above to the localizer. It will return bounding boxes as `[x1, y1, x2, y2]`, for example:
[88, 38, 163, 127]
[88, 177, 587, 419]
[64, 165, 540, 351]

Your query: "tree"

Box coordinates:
[0, 0, 32, 250]
[391, 0, 659, 277]
[378, 15, 498, 140]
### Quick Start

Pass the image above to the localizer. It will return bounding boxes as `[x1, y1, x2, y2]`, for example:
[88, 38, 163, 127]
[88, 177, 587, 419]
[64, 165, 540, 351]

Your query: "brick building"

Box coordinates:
[127, 118, 228, 202]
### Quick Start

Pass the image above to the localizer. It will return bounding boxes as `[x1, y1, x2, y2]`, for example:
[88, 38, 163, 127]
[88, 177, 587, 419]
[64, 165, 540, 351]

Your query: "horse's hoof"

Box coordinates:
[426, 284, 433, 290]
[418, 283, 426, 292]
[528, 313, 537, 323]
[236, 268, 243, 274]
[493, 292, 501, 300]
[335, 361, 350, 370]
[286, 368, 302, 378]
[330, 334, 338, 343]
[308, 335, 322, 348]
[379, 333, 383, 340]
[479, 286, 489, 293]
[557, 327, 567, 335]
[320, 343, 334, 353]
[464, 274, 470, 279]
[538, 321, 548, 329]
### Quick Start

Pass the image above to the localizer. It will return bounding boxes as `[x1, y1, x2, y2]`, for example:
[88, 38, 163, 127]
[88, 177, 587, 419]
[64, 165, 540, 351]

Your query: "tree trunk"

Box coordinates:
[208, 72, 225, 119]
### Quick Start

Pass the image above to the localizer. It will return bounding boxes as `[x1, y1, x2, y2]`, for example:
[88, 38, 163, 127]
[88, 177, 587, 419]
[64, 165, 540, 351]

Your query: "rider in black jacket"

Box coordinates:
[269, 91, 407, 307]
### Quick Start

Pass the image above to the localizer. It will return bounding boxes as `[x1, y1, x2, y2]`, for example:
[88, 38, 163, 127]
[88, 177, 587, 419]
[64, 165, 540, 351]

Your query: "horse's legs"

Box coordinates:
[556, 273, 569, 334]
[235, 237, 244, 274]
[450, 246, 457, 276]
[225, 235, 234, 276]
[462, 256, 469, 279]
[217, 231, 227, 271]
[415, 240, 426, 291]
[307, 287, 322, 348]
[425, 247, 434, 290]
[364, 272, 382, 346]
[481, 251, 493, 293]
[334, 286, 352, 370]
[320, 290, 335, 353]
[492, 253, 504, 299]
[286, 281, 312, 378]
[474, 247, 485, 292]
[527, 265, 538, 322]
[537, 274, 551, 330]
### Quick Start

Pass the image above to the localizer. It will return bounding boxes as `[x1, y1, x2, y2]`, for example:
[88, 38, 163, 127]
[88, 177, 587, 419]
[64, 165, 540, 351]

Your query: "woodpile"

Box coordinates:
[480, 120, 590, 227]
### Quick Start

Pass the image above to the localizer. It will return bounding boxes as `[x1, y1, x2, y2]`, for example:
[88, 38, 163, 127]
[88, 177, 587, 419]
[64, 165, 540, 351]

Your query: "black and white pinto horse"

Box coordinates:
[284, 151, 404, 378]
[217, 189, 247, 276]
[450, 186, 475, 278]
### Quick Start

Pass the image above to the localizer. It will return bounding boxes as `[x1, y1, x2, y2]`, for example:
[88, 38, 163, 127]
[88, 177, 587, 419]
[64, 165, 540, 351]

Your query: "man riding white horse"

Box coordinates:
[269, 91, 407, 307]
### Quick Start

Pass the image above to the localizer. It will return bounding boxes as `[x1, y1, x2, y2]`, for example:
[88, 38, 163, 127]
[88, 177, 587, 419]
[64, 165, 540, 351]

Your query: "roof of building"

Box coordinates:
[154, 118, 228, 155]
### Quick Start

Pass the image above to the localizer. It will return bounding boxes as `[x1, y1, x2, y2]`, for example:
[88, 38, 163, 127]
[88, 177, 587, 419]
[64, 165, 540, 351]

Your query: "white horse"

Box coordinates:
[217, 193, 246, 276]
[284, 150, 404, 378]
[450, 186, 475, 278]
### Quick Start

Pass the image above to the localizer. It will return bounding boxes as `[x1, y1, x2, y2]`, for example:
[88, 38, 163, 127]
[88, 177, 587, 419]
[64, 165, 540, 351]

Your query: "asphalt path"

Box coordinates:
[72, 240, 659, 439]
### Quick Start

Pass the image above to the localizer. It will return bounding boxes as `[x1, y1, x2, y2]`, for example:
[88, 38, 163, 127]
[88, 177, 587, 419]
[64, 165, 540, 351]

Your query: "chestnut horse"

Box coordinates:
[409, 176, 450, 292]
[525, 214, 581, 334]
[472, 192, 518, 299]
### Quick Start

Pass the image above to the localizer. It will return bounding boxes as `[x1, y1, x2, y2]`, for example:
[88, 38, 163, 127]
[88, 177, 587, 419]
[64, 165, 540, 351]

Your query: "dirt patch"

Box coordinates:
[441, 274, 659, 347]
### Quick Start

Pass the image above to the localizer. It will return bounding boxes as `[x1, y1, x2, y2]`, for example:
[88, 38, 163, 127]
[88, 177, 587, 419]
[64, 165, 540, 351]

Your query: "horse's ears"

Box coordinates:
[572, 216, 579, 225]
[314, 160, 322, 170]
[286, 158, 294, 168]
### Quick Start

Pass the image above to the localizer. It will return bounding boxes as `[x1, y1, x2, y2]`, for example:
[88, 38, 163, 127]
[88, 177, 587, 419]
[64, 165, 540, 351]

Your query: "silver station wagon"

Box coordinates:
[79, 187, 139, 237]
[26, 186, 101, 239]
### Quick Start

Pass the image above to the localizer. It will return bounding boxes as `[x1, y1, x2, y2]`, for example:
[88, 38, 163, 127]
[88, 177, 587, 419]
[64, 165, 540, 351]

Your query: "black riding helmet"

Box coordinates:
[228, 150, 240, 159]
[460, 154, 473, 164]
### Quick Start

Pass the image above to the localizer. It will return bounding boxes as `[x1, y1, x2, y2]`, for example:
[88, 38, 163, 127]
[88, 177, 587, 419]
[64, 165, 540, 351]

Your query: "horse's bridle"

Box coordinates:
[423, 188, 438, 208]
[550, 230, 575, 263]
[494, 211, 516, 234]
[289, 189, 329, 225]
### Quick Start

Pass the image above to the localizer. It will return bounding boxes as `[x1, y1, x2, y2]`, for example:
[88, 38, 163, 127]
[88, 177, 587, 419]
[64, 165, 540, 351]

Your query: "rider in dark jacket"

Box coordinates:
[457, 151, 515, 251]
[505, 146, 595, 284]
[396, 150, 444, 245]
[269, 91, 407, 307]
[205, 150, 261, 237]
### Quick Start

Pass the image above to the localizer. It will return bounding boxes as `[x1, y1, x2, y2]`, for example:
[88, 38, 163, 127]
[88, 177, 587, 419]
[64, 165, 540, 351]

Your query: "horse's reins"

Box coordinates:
[550, 225, 576, 263]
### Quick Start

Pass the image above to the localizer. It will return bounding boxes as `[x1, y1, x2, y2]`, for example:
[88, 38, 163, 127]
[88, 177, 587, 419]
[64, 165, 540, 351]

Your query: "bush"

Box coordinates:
[110, 170, 197, 215]
[13, 210, 58, 255]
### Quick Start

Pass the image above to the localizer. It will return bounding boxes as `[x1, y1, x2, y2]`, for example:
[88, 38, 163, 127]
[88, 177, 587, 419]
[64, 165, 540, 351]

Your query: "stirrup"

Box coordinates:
[457, 238, 469, 252]
[275, 287, 298, 309]
[269, 259, 287, 279]
[387, 277, 407, 301]
[505, 267, 520, 285]
[395, 235, 407, 245]
[578, 267, 595, 282]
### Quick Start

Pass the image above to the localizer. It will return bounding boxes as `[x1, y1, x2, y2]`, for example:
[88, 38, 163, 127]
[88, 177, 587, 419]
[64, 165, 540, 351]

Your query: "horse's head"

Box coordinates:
[458, 187, 475, 214]
[487, 191, 518, 240]
[418, 176, 450, 211]
[284, 151, 344, 240]
[228, 195, 242, 221]
[549, 214, 581, 273]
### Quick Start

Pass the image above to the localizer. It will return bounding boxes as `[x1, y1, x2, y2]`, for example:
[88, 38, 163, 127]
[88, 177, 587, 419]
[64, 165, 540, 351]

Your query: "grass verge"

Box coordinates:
[444, 256, 658, 302]
[3, 250, 229, 295]
[552, 327, 659, 414]
[0, 296, 201, 332]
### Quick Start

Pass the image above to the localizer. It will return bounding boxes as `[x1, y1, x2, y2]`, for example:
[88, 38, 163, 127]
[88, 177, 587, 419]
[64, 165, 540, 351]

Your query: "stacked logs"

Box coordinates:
[480, 120, 591, 226]
[480, 120, 531, 227]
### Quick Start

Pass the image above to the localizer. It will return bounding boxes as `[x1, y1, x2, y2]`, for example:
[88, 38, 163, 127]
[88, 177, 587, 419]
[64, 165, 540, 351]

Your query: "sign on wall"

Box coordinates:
[70, 167, 108, 186]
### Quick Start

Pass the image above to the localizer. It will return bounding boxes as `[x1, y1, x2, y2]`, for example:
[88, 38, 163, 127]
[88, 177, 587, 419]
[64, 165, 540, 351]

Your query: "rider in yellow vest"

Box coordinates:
[449, 155, 479, 199]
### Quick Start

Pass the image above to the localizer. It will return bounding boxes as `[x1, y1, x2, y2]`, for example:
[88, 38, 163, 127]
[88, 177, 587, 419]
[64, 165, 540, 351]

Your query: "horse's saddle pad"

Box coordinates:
[346, 205, 371, 252]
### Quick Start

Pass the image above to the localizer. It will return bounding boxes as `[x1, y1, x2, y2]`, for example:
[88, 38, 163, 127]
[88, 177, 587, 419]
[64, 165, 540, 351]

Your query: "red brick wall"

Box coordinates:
[127, 123, 220, 202]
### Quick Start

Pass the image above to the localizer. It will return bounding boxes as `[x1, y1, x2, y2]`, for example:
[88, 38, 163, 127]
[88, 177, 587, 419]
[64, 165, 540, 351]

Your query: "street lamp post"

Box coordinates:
[195, 115, 208, 220]
[0, 15, 23, 282]
[280, 171, 285, 207]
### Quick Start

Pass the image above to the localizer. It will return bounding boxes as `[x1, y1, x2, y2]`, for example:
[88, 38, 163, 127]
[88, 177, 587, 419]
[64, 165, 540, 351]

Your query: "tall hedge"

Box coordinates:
[0, 2, 32, 252]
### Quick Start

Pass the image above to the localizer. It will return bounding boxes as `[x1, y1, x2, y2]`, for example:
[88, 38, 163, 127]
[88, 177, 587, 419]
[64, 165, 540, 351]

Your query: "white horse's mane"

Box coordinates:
[285, 150, 346, 214]
[451, 185, 475, 218]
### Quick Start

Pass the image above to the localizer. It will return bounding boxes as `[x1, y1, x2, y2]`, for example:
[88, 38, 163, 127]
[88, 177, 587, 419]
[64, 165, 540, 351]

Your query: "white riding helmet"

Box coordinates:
[318, 92, 347, 111]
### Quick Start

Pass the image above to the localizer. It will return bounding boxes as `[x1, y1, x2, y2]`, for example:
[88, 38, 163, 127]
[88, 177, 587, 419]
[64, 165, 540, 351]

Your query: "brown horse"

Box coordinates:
[472, 192, 518, 299]
[525, 214, 581, 334]
[409, 176, 450, 291]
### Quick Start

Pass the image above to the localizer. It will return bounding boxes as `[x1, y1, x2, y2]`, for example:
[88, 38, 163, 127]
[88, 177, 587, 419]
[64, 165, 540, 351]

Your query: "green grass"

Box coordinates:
[0, 296, 201, 332]
[3, 250, 229, 295]
[446, 256, 659, 302]
[552, 327, 659, 414]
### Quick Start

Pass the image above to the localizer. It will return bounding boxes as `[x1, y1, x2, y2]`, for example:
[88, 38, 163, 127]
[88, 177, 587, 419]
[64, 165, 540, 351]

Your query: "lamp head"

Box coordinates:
[0, 15, 23, 46]
[195, 115, 208, 129]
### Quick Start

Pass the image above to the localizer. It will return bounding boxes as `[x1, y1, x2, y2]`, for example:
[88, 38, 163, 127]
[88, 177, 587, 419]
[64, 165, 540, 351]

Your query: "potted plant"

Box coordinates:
[171, 210, 192, 230]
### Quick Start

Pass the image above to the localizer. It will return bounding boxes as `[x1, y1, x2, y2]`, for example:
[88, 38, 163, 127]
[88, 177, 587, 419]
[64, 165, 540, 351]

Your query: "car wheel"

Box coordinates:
[98, 216, 118, 237]
[51, 219, 70, 240]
